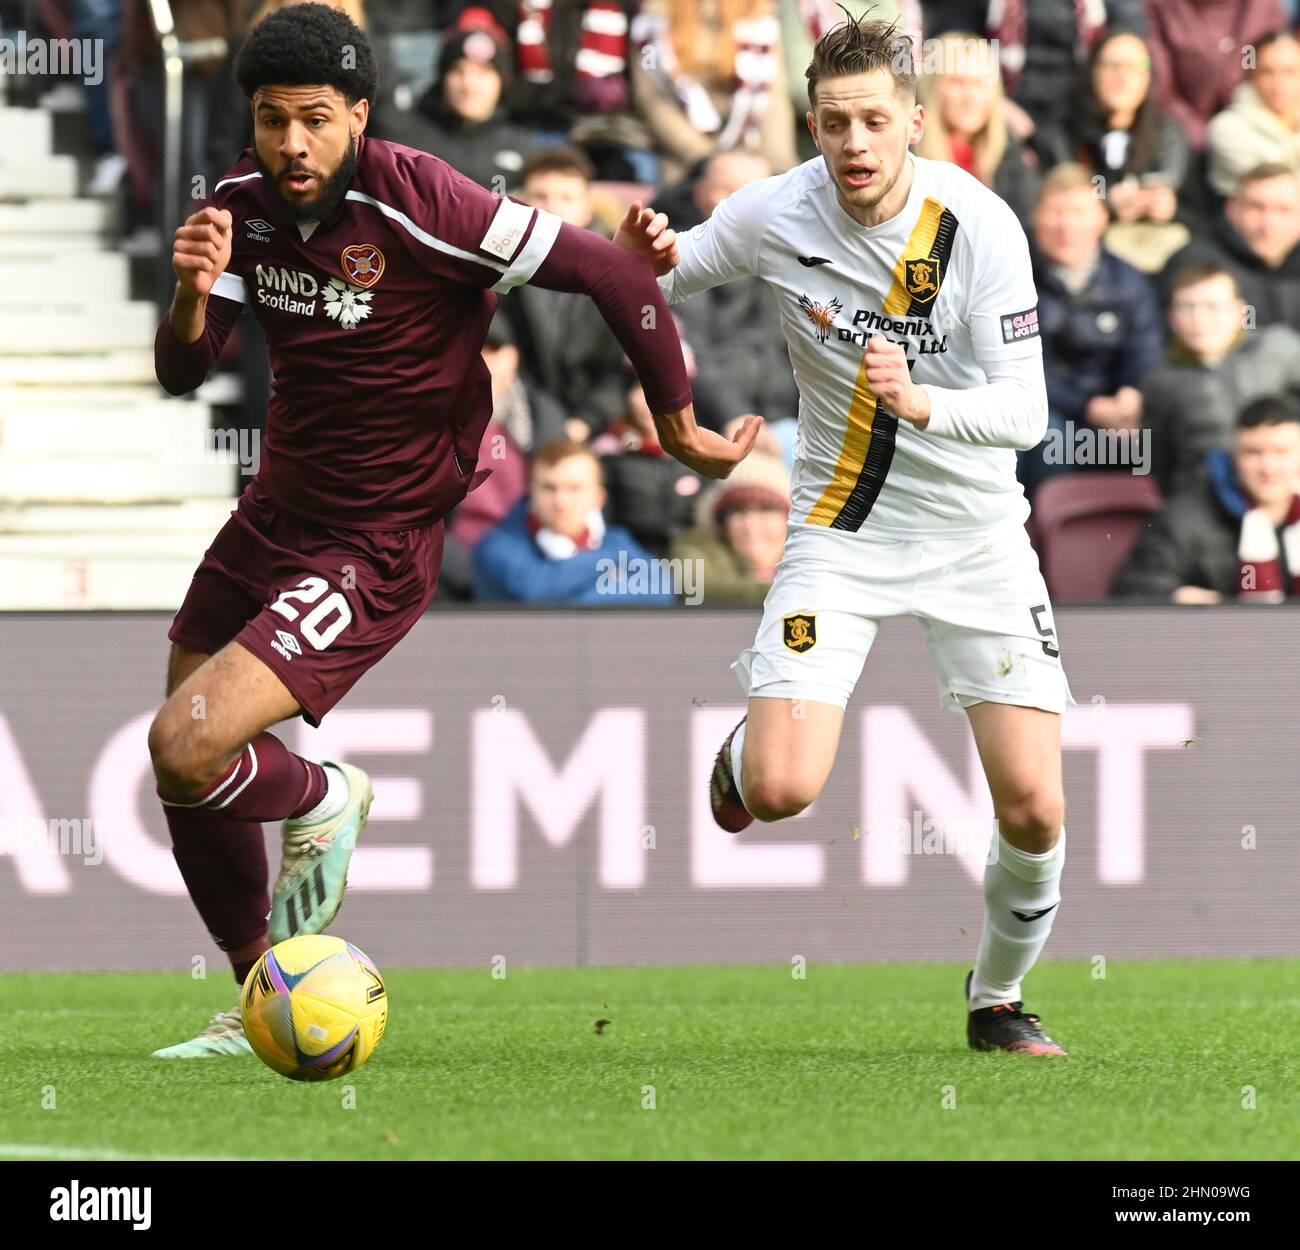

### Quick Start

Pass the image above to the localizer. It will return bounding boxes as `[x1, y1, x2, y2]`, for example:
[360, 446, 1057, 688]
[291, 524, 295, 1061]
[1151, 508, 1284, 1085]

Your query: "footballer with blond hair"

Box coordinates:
[617, 11, 1073, 1055]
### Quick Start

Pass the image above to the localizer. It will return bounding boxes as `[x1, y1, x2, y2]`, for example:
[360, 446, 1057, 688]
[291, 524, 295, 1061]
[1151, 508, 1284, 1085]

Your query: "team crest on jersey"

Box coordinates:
[322, 277, 374, 330]
[798, 294, 842, 344]
[783, 613, 817, 652]
[341, 244, 385, 288]
[904, 258, 941, 306]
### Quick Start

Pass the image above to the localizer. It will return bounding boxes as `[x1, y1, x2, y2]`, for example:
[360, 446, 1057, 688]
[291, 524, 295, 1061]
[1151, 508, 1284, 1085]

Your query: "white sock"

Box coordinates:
[295, 763, 349, 825]
[968, 828, 1066, 1011]
[728, 721, 749, 809]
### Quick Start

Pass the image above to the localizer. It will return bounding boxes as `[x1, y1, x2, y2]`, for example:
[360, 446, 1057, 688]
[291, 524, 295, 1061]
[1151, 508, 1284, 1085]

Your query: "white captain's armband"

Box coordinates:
[480, 198, 534, 261]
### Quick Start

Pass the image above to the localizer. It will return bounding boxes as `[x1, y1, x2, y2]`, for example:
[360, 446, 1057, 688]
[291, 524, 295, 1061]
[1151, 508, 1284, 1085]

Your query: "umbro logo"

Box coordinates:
[797, 255, 833, 267]
[246, 217, 275, 241]
[1012, 904, 1058, 922]
[271, 628, 302, 661]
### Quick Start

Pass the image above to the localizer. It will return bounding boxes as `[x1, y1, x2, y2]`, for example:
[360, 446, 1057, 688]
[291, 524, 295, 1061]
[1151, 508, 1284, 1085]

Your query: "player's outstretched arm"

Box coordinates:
[531, 223, 757, 477]
[154, 207, 242, 396]
[529, 222, 759, 478]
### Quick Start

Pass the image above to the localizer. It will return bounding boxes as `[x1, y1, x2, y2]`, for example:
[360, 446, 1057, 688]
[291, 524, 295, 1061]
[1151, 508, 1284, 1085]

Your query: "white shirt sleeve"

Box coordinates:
[920, 198, 1048, 450]
[657, 179, 769, 306]
[922, 352, 1048, 449]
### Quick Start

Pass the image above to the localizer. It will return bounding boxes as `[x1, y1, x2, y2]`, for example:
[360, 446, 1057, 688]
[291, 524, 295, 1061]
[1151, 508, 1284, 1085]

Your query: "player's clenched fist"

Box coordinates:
[864, 333, 931, 428]
[614, 200, 681, 276]
[172, 207, 233, 299]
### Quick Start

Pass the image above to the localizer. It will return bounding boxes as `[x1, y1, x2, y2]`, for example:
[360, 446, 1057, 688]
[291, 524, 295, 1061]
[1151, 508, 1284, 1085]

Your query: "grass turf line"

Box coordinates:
[1, 960, 1296, 1160]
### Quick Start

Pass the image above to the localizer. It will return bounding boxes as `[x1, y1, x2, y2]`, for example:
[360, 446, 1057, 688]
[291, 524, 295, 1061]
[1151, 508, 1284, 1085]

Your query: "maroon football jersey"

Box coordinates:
[156, 135, 691, 530]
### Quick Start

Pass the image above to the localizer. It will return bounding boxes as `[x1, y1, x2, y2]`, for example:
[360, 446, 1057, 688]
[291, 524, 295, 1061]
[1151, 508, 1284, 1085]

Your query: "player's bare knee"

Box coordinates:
[996, 788, 1064, 853]
[743, 774, 819, 823]
[148, 713, 193, 797]
[148, 704, 225, 799]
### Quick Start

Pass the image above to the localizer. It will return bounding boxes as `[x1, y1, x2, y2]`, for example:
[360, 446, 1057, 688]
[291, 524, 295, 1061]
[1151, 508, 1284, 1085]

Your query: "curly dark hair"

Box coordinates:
[234, 3, 378, 106]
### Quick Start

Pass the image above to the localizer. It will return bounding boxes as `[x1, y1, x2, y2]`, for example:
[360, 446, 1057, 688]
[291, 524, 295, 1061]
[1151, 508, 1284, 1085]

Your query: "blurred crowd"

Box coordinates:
[21, 0, 1300, 604]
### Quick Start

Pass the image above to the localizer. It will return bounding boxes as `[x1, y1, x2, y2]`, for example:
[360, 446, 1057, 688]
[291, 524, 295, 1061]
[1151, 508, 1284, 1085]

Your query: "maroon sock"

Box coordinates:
[159, 731, 327, 823]
[164, 803, 271, 983]
[229, 936, 272, 986]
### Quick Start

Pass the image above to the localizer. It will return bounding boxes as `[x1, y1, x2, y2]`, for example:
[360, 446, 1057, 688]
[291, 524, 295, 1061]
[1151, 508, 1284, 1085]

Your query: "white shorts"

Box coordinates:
[733, 518, 1076, 715]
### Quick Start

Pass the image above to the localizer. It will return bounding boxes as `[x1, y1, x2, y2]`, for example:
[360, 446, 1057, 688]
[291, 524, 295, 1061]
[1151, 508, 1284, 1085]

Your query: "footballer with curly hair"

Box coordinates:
[149, 3, 758, 1057]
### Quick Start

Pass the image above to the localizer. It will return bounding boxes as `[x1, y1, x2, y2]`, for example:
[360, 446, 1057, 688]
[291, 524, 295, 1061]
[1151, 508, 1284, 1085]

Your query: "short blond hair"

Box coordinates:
[531, 439, 603, 483]
[806, 9, 917, 106]
[1036, 162, 1097, 203]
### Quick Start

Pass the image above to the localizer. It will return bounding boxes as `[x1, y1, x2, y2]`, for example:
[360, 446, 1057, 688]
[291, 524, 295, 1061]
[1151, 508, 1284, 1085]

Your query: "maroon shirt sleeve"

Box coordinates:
[527, 222, 694, 417]
[361, 142, 560, 291]
[153, 162, 251, 396]
[154, 292, 243, 396]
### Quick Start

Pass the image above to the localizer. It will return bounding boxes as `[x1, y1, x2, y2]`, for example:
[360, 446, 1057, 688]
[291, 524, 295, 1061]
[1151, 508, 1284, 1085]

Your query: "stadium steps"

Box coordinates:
[0, 153, 78, 200]
[0, 303, 159, 353]
[0, 301, 159, 353]
[0, 351, 157, 386]
[0, 106, 56, 156]
[0, 498, 236, 535]
[0, 457, 239, 503]
[0, 101, 242, 608]
[0, 197, 111, 235]
[1, 402, 214, 454]
[0, 232, 105, 254]
[0, 545, 217, 609]
[0, 252, 131, 300]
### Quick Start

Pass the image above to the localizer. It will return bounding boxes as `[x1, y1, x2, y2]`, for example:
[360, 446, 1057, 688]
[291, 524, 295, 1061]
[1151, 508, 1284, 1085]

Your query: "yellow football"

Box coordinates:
[241, 935, 388, 1081]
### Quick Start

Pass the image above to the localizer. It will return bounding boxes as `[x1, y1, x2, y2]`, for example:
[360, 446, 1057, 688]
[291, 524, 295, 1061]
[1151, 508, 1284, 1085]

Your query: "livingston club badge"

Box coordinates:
[783, 613, 817, 652]
[904, 257, 941, 308]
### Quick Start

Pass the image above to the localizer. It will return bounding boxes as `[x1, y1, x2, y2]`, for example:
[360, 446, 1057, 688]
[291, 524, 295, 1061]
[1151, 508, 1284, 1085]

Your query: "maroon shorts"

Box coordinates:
[168, 479, 443, 726]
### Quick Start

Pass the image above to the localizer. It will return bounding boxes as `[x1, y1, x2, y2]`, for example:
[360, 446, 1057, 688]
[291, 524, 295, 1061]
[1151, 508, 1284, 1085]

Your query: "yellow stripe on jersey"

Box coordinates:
[806, 196, 955, 530]
[883, 197, 945, 317]
[805, 350, 879, 527]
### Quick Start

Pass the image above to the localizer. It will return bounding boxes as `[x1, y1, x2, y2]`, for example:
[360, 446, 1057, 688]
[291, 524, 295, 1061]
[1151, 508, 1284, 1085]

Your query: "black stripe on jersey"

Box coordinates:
[828, 407, 900, 532]
[905, 206, 959, 319]
[833, 206, 955, 529]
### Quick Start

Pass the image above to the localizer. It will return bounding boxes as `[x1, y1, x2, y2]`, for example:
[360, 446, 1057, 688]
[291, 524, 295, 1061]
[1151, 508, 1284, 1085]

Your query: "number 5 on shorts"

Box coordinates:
[1029, 603, 1059, 658]
[270, 576, 353, 650]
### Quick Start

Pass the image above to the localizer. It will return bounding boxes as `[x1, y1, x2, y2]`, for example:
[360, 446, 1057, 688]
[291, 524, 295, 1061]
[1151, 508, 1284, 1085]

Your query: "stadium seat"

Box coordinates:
[1032, 474, 1164, 603]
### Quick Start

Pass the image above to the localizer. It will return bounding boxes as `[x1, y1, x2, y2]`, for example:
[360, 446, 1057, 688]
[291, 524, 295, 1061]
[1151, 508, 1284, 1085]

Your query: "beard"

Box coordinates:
[257, 132, 358, 225]
[835, 158, 902, 209]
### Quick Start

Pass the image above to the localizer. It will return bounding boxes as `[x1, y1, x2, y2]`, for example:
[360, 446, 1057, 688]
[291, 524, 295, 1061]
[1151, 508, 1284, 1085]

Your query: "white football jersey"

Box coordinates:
[659, 153, 1047, 537]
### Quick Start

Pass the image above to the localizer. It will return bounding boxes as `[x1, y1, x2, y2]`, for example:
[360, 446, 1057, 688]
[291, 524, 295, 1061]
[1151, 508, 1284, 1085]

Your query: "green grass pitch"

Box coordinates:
[2, 960, 1296, 1160]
